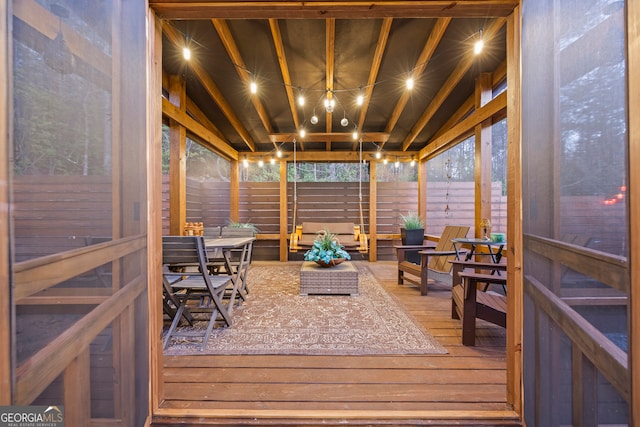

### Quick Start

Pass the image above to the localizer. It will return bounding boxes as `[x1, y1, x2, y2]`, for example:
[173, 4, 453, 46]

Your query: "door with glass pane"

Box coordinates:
[3, 1, 150, 425]
[521, 0, 630, 425]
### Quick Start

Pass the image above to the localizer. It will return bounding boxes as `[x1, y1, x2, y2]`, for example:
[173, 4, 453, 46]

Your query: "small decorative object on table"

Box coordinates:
[304, 229, 351, 268]
[479, 218, 491, 240]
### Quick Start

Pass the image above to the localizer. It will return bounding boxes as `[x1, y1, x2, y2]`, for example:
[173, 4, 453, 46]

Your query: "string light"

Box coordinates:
[299, 128, 306, 138]
[250, 81, 258, 94]
[410, 156, 416, 167]
[270, 156, 276, 165]
[352, 130, 359, 140]
[297, 94, 305, 106]
[258, 158, 264, 167]
[406, 77, 414, 90]
[375, 150, 382, 159]
[474, 30, 484, 55]
[182, 47, 191, 60]
[276, 148, 283, 158]
[356, 93, 364, 106]
[395, 157, 400, 168]
[243, 156, 249, 168]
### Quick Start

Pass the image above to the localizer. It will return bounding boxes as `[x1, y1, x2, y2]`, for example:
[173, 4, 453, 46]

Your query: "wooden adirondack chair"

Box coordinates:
[396, 225, 470, 295]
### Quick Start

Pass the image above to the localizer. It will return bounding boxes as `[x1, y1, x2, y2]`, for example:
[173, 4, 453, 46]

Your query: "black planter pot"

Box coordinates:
[401, 228, 424, 264]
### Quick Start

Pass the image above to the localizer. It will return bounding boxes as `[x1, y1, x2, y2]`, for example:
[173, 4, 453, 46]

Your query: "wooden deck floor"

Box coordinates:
[155, 261, 520, 426]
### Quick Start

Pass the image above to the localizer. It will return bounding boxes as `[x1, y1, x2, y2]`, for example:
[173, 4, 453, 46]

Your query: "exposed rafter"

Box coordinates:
[325, 18, 336, 148]
[269, 132, 389, 143]
[402, 17, 506, 151]
[162, 21, 257, 151]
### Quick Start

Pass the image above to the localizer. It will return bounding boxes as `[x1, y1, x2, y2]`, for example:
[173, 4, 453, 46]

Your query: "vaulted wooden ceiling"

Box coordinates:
[154, 1, 516, 157]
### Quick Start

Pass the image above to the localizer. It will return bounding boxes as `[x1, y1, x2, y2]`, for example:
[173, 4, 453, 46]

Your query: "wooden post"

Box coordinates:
[418, 157, 427, 228]
[474, 73, 493, 238]
[168, 74, 187, 236]
[63, 349, 91, 426]
[368, 161, 377, 261]
[230, 158, 239, 222]
[506, 6, 524, 416]
[280, 159, 288, 261]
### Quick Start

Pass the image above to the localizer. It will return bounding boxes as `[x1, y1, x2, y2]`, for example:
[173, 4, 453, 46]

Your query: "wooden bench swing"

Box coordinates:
[287, 138, 368, 254]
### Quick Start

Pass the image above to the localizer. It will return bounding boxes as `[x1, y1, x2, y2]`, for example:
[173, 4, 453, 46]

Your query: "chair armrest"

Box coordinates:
[394, 244, 437, 250]
[418, 249, 460, 256]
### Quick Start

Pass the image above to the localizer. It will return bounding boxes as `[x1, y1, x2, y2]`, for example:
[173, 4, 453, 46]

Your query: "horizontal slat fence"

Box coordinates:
[13, 175, 112, 262]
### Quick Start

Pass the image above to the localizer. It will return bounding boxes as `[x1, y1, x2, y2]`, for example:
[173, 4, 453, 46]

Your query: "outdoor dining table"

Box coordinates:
[205, 236, 255, 314]
[451, 237, 507, 264]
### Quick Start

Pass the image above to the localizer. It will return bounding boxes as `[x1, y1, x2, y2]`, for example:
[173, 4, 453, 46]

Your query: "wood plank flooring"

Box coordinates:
[155, 261, 520, 426]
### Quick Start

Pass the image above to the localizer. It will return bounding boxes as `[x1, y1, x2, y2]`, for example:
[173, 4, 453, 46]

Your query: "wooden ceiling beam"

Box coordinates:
[269, 19, 302, 150]
[383, 17, 451, 146]
[352, 17, 393, 150]
[402, 17, 506, 151]
[162, 97, 239, 160]
[419, 90, 506, 161]
[212, 19, 274, 136]
[245, 150, 418, 162]
[430, 59, 506, 140]
[269, 132, 389, 143]
[150, 1, 519, 20]
[162, 21, 256, 151]
[325, 18, 336, 142]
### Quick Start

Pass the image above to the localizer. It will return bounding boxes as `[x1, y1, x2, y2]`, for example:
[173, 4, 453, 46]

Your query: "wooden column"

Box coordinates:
[280, 160, 288, 261]
[628, 0, 640, 423]
[168, 74, 186, 236]
[63, 349, 91, 426]
[0, 0, 10, 406]
[418, 157, 427, 227]
[148, 8, 165, 415]
[368, 161, 377, 261]
[506, 7, 524, 416]
[230, 159, 239, 222]
[474, 73, 493, 238]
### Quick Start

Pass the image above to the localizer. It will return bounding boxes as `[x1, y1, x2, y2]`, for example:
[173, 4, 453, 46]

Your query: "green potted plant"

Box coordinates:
[399, 211, 425, 264]
[222, 219, 260, 237]
[304, 230, 351, 267]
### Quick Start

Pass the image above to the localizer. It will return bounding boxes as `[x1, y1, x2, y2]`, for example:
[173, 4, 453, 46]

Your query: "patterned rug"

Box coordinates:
[163, 262, 447, 355]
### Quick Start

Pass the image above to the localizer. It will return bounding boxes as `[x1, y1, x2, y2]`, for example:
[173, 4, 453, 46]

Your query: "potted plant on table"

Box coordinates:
[399, 211, 425, 265]
[304, 230, 351, 267]
[222, 219, 260, 237]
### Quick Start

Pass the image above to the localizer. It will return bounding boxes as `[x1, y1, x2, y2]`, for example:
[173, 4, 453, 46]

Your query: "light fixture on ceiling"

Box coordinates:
[324, 91, 335, 113]
[406, 77, 414, 90]
[276, 148, 283, 158]
[375, 150, 382, 159]
[474, 30, 484, 55]
[352, 130, 359, 140]
[340, 111, 349, 127]
[310, 109, 319, 125]
[299, 128, 306, 138]
[250, 81, 258, 94]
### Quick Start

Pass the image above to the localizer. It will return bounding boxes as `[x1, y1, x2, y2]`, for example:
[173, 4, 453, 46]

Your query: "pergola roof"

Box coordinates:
[157, 3, 511, 158]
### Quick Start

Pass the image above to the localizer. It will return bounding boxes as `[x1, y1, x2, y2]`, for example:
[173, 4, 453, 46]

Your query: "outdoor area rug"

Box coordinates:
[163, 262, 447, 356]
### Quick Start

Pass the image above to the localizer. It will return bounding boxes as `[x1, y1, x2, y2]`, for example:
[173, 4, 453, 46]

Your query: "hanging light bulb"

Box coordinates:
[270, 156, 276, 165]
[395, 157, 400, 168]
[375, 150, 382, 159]
[352, 130, 359, 140]
[243, 156, 249, 168]
[297, 94, 305, 106]
[340, 112, 349, 127]
[276, 148, 283, 158]
[310, 109, 319, 125]
[324, 92, 335, 113]
[356, 93, 364, 106]
[383, 156, 388, 165]
[474, 30, 484, 55]
[406, 77, 414, 90]
[299, 128, 306, 138]
[182, 46, 191, 60]
[258, 158, 264, 167]
[250, 81, 258, 94]
[410, 156, 416, 167]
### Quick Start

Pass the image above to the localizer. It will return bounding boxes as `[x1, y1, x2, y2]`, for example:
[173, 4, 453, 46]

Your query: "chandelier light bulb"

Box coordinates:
[474, 39, 484, 55]
[324, 97, 335, 113]
[406, 77, 414, 90]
